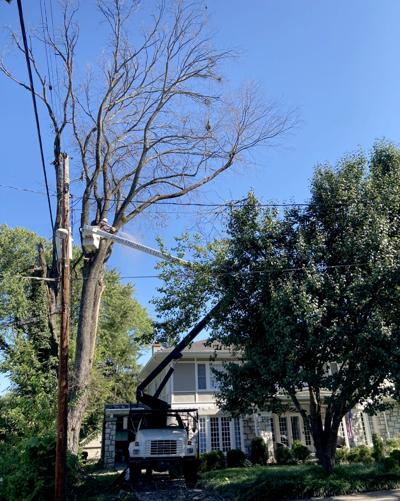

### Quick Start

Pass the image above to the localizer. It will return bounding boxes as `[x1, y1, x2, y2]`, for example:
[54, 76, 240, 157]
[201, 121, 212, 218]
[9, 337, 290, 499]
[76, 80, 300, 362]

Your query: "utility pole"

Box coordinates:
[55, 154, 70, 501]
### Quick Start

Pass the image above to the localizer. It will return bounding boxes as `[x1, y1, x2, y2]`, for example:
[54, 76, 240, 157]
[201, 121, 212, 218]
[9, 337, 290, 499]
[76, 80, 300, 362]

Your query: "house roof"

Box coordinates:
[139, 340, 236, 380]
[163, 340, 231, 353]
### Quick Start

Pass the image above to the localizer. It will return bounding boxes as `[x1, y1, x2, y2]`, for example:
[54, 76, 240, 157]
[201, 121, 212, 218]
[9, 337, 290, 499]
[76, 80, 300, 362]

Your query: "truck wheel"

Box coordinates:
[129, 464, 141, 485]
[169, 464, 182, 479]
[183, 462, 198, 488]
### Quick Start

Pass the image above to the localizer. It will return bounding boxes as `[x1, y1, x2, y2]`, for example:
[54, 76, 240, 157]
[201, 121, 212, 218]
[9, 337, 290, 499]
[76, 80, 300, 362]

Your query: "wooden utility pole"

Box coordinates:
[55, 154, 70, 501]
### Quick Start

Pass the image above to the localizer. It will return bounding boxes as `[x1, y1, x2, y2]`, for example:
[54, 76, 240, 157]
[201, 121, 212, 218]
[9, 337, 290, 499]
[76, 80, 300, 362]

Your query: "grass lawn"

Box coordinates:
[199, 463, 400, 501]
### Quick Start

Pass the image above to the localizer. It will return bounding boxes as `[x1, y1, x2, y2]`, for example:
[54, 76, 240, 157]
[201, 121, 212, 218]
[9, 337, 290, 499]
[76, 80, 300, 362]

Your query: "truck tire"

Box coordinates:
[169, 464, 182, 479]
[129, 464, 141, 485]
[183, 461, 198, 488]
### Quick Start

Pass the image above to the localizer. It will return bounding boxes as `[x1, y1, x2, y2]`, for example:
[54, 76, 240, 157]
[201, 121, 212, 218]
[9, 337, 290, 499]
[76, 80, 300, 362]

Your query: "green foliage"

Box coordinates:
[0, 434, 81, 501]
[382, 456, 400, 472]
[381, 449, 400, 472]
[155, 143, 400, 471]
[199, 464, 400, 501]
[291, 440, 311, 463]
[347, 445, 373, 464]
[200, 450, 226, 472]
[0, 226, 57, 438]
[226, 449, 246, 468]
[250, 437, 269, 465]
[0, 226, 152, 442]
[81, 270, 152, 438]
[335, 447, 349, 464]
[275, 445, 294, 465]
[372, 433, 385, 462]
[385, 437, 400, 455]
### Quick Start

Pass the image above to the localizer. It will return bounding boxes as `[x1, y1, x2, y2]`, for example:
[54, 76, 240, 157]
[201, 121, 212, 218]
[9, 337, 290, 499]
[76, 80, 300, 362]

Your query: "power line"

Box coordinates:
[39, 0, 54, 112]
[3, 181, 400, 212]
[15, 0, 54, 232]
[0, 183, 310, 208]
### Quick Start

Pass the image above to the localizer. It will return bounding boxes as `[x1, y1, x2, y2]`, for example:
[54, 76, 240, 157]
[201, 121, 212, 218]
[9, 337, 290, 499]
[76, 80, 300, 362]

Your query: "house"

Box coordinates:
[100, 341, 400, 468]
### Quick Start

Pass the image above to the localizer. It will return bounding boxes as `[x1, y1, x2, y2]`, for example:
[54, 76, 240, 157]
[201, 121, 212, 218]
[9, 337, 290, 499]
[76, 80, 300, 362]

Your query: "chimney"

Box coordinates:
[152, 343, 162, 355]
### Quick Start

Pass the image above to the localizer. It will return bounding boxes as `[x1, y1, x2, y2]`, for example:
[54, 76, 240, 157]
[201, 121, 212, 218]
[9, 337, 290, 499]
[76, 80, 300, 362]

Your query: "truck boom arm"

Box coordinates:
[81, 224, 222, 410]
[136, 299, 224, 409]
[81, 224, 190, 266]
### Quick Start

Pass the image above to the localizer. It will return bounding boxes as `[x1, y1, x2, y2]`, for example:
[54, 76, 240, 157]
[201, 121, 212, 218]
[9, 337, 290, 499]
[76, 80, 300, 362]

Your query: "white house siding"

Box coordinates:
[82, 433, 102, 461]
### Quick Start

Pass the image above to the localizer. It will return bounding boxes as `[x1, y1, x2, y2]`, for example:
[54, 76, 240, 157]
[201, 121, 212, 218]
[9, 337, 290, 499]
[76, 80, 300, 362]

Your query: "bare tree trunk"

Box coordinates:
[0, 0, 295, 454]
[67, 243, 109, 452]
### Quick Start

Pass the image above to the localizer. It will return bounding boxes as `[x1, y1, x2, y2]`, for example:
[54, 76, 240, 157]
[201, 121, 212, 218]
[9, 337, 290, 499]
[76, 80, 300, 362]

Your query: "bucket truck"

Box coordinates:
[82, 223, 223, 486]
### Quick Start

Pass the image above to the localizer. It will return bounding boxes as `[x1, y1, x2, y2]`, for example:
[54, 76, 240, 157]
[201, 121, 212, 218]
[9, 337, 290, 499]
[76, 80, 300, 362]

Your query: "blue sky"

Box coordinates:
[1, 1, 400, 390]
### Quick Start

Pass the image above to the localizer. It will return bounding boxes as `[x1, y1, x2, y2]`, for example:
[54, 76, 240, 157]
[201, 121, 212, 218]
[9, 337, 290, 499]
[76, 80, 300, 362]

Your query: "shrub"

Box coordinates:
[250, 437, 268, 465]
[390, 449, 400, 465]
[275, 444, 294, 465]
[335, 447, 349, 464]
[200, 450, 226, 472]
[226, 449, 246, 468]
[385, 437, 400, 455]
[372, 433, 384, 463]
[199, 463, 400, 500]
[382, 456, 399, 472]
[291, 441, 311, 463]
[0, 434, 81, 501]
[347, 445, 373, 464]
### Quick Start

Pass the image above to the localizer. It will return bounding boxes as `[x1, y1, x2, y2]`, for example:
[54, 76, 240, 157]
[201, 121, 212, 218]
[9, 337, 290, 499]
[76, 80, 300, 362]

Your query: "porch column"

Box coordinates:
[103, 416, 117, 468]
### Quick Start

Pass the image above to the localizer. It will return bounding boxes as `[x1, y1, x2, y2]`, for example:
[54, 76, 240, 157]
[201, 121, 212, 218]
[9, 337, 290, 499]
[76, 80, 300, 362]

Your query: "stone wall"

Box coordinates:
[103, 416, 117, 468]
[374, 406, 400, 440]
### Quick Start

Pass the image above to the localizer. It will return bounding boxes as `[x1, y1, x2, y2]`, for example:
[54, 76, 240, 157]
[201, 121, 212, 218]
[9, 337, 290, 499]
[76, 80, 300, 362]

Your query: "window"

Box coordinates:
[360, 413, 368, 444]
[210, 417, 220, 450]
[197, 363, 207, 390]
[210, 363, 222, 390]
[174, 363, 196, 391]
[368, 414, 375, 435]
[221, 417, 231, 452]
[303, 422, 312, 446]
[279, 416, 289, 446]
[234, 418, 242, 449]
[291, 416, 301, 442]
[202, 416, 238, 453]
[330, 362, 339, 374]
[270, 417, 276, 443]
[199, 417, 207, 454]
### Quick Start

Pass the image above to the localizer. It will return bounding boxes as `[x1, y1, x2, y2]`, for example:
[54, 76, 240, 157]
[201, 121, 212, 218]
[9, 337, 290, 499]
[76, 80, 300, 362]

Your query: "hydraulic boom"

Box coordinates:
[81, 223, 221, 410]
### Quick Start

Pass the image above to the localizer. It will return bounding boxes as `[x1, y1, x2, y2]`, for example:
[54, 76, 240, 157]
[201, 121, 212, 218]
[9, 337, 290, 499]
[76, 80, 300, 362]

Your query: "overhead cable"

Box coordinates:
[15, 0, 55, 232]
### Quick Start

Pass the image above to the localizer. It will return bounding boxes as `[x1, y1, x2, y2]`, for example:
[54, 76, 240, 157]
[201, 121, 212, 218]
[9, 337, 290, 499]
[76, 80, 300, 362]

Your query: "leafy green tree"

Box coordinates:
[154, 143, 400, 473]
[80, 271, 152, 438]
[0, 226, 57, 438]
[0, 226, 151, 442]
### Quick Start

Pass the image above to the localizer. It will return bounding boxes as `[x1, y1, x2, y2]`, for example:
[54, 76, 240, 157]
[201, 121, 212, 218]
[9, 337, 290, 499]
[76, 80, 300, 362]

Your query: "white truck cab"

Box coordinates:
[127, 409, 198, 486]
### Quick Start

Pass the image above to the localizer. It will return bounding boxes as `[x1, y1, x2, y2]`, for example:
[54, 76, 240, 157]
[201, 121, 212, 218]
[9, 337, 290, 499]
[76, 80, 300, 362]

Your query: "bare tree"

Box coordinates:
[1, 0, 295, 452]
